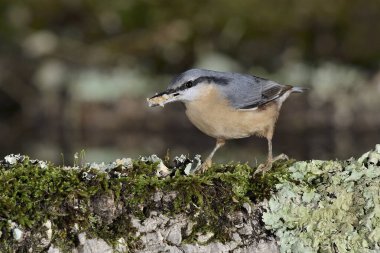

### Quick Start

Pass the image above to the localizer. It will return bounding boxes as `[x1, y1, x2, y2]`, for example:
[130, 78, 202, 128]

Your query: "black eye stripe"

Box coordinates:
[170, 76, 230, 93]
[193, 76, 230, 86]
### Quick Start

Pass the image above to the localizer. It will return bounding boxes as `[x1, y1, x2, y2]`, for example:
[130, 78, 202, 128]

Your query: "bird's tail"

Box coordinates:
[291, 86, 308, 93]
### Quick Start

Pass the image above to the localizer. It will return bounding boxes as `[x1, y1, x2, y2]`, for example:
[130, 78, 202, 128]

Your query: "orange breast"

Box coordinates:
[184, 84, 280, 139]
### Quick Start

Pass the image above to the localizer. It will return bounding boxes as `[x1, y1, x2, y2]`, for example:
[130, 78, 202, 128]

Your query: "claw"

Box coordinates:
[273, 153, 289, 162]
[253, 153, 289, 176]
[253, 161, 273, 176]
[196, 158, 212, 174]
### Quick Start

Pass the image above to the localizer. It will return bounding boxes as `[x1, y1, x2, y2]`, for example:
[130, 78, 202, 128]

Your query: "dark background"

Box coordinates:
[1, 0, 380, 164]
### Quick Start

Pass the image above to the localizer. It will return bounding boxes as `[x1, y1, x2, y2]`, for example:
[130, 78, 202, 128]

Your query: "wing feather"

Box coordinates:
[218, 74, 291, 110]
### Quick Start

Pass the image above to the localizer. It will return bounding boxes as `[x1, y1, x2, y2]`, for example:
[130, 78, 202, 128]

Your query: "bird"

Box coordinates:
[147, 69, 306, 174]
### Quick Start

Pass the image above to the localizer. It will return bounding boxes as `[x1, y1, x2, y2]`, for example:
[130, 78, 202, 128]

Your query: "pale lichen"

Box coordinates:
[263, 144, 380, 253]
[3, 146, 380, 252]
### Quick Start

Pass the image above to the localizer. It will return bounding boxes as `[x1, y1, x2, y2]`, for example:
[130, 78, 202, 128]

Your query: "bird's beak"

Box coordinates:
[147, 90, 180, 107]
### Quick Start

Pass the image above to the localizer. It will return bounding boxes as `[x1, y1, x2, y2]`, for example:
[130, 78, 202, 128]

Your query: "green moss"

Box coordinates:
[263, 145, 380, 253]
[3, 147, 380, 252]
[0, 153, 291, 252]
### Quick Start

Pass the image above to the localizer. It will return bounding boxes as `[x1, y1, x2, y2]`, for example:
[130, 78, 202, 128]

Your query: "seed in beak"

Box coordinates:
[147, 93, 171, 107]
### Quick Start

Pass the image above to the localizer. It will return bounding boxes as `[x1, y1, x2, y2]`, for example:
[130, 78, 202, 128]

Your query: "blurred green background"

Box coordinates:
[1, 0, 380, 164]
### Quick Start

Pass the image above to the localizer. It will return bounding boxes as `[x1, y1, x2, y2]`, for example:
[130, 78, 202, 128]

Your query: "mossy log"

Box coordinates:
[1, 145, 380, 253]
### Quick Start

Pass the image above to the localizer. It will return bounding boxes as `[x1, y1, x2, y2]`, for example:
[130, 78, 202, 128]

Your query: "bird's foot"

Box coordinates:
[253, 161, 273, 176]
[196, 158, 212, 174]
[273, 153, 289, 162]
[253, 154, 289, 176]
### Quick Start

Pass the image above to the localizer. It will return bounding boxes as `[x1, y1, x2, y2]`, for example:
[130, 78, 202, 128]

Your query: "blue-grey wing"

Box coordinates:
[219, 74, 291, 110]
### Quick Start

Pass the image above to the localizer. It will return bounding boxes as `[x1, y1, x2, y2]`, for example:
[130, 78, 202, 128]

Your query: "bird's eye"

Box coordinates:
[185, 81, 193, 88]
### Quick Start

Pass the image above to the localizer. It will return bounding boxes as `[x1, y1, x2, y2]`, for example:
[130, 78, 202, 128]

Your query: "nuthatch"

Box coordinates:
[147, 69, 306, 174]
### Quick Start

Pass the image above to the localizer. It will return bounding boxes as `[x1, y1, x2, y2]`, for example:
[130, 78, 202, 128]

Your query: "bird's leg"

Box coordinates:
[254, 138, 288, 175]
[267, 139, 289, 163]
[199, 138, 225, 173]
[254, 138, 274, 175]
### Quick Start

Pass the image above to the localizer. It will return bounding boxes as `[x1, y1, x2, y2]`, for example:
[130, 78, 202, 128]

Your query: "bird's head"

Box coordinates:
[147, 69, 230, 107]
